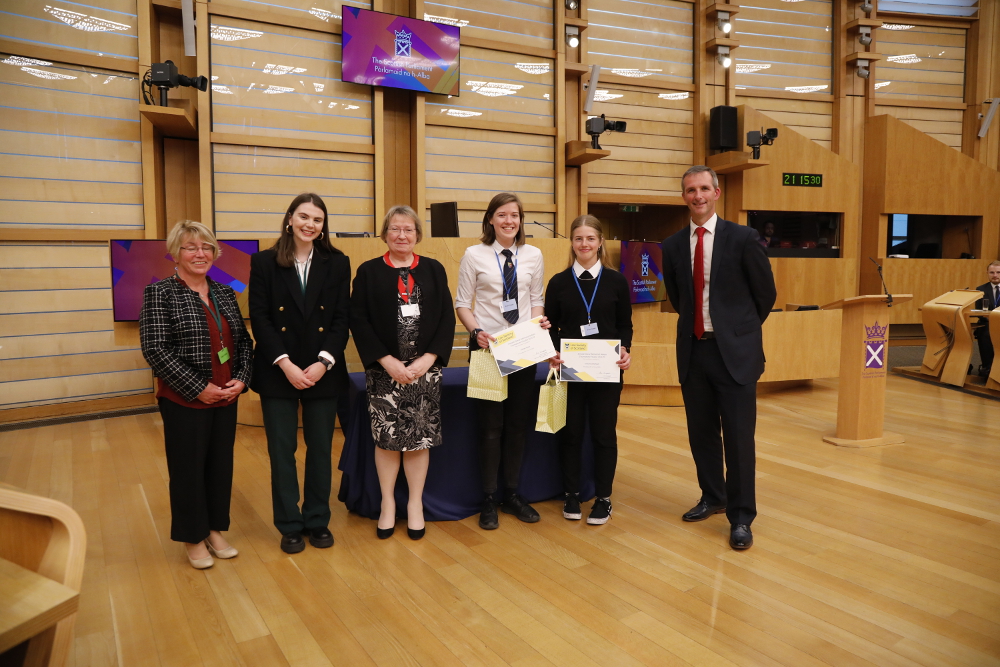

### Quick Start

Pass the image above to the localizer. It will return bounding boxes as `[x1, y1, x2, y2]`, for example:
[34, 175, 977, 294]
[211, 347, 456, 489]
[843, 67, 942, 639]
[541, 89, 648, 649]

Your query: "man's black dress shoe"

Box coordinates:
[682, 500, 726, 522]
[730, 524, 753, 550]
[407, 527, 425, 540]
[280, 532, 305, 554]
[479, 495, 499, 530]
[308, 527, 335, 549]
[376, 525, 394, 539]
[501, 493, 540, 523]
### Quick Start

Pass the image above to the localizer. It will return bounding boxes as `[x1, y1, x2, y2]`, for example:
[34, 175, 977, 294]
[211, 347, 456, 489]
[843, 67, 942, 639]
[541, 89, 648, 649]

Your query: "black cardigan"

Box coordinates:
[350, 255, 456, 369]
[544, 267, 634, 350]
[249, 247, 351, 399]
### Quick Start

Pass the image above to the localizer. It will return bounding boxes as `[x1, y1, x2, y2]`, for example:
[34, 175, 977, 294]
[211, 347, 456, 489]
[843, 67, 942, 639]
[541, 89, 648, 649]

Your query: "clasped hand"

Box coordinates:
[277, 358, 327, 390]
[379, 353, 436, 385]
[197, 379, 246, 404]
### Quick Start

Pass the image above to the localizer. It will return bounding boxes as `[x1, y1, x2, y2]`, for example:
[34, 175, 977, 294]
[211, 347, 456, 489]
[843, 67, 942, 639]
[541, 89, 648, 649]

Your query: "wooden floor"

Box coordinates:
[2, 375, 999, 667]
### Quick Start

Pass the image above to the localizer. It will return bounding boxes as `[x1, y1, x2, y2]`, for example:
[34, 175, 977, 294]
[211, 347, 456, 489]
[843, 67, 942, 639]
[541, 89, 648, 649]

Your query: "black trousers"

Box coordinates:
[976, 323, 994, 370]
[475, 365, 537, 495]
[680, 338, 758, 526]
[159, 398, 238, 543]
[260, 396, 338, 535]
[561, 381, 622, 499]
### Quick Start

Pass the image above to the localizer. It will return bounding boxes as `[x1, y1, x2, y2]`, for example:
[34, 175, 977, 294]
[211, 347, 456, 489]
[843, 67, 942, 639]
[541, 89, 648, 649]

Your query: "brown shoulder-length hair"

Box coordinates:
[480, 192, 526, 246]
[270, 192, 342, 267]
[567, 214, 616, 271]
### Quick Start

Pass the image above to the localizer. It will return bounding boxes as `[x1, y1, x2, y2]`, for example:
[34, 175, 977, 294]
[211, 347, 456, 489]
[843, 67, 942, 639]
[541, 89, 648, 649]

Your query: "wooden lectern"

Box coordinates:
[821, 294, 912, 447]
[919, 289, 983, 387]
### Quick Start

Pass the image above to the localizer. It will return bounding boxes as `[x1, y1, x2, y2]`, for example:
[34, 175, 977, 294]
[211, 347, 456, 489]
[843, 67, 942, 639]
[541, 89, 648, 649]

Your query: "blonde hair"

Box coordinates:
[167, 220, 220, 260]
[567, 215, 616, 270]
[380, 205, 424, 243]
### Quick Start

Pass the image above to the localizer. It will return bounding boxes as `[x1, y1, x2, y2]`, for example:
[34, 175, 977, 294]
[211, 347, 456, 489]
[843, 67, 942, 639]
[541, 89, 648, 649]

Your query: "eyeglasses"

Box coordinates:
[388, 227, 416, 236]
[180, 244, 215, 254]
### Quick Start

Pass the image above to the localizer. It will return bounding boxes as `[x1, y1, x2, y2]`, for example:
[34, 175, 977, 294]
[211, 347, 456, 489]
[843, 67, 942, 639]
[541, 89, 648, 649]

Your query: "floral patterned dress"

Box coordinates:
[365, 275, 443, 451]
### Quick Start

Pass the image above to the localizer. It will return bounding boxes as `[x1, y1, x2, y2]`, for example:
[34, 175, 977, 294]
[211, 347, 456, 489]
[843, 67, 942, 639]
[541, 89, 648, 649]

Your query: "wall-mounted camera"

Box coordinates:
[747, 127, 777, 159]
[585, 114, 627, 149]
[145, 60, 209, 106]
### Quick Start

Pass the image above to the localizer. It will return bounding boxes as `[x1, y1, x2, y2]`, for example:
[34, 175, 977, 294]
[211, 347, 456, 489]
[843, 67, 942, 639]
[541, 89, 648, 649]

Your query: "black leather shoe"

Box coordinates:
[376, 525, 394, 539]
[407, 527, 425, 540]
[280, 532, 305, 554]
[308, 527, 334, 549]
[479, 495, 499, 530]
[501, 493, 540, 523]
[730, 524, 753, 550]
[682, 500, 727, 522]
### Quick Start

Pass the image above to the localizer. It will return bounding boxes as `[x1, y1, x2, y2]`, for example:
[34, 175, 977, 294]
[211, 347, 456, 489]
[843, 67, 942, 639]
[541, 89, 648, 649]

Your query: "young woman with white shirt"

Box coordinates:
[455, 192, 549, 530]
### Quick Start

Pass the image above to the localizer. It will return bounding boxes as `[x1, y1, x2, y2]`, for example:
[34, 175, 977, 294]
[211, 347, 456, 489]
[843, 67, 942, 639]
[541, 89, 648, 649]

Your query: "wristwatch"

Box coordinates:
[318, 355, 334, 371]
[470, 328, 484, 342]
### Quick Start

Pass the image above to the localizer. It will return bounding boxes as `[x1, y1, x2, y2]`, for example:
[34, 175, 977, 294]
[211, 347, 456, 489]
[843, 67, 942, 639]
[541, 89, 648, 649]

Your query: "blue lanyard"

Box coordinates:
[494, 247, 518, 300]
[572, 266, 602, 323]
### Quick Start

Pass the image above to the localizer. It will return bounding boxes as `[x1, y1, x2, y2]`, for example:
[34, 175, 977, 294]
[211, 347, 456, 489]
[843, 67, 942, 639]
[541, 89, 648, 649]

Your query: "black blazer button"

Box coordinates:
[318, 327, 324, 332]
[320, 305, 324, 310]
[281, 327, 286, 332]
[279, 306, 284, 311]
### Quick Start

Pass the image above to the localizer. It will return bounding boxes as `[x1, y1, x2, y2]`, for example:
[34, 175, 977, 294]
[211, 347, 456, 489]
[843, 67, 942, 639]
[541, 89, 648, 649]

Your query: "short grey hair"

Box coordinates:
[166, 220, 219, 260]
[380, 205, 423, 243]
[681, 165, 719, 190]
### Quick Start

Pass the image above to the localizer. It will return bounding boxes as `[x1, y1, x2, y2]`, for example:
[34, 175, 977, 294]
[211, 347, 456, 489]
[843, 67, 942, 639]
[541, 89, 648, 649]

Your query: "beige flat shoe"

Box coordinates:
[207, 541, 238, 559]
[188, 552, 214, 569]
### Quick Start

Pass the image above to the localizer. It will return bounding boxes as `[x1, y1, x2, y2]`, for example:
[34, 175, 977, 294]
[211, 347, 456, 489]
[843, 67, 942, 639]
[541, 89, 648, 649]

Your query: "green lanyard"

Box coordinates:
[206, 284, 231, 364]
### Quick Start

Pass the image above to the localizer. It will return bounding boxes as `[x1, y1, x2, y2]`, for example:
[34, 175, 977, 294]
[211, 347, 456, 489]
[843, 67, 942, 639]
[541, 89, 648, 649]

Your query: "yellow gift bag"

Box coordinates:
[467, 348, 508, 402]
[535, 368, 567, 433]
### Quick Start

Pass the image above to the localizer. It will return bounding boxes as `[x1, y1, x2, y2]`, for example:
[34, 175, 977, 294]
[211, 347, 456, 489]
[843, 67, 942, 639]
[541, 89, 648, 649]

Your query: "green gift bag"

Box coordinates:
[535, 368, 567, 433]
[467, 348, 508, 402]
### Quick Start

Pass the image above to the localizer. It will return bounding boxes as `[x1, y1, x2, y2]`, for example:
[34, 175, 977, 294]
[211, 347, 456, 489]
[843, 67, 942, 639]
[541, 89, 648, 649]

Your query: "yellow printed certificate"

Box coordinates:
[559, 339, 621, 382]
[488, 317, 557, 377]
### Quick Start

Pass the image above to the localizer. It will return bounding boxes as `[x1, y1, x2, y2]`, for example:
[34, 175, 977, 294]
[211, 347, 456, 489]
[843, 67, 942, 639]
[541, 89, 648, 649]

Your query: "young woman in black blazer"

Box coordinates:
[350, 205, 455, 540]
[545, 215, 633, 525]
[249, 193, 351, 554]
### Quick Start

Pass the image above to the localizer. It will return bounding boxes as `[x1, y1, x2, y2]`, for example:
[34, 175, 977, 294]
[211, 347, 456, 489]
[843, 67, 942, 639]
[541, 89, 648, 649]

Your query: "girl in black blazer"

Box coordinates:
[545, 215, 633, 525]
[249, 193, 351, 554]
[350, 205, 455, 540]
[140, 220, 252, 569]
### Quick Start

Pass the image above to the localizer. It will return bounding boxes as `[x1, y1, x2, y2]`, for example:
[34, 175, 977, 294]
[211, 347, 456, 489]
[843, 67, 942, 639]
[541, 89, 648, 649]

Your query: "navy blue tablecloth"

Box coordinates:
[337, 365, 595, 521]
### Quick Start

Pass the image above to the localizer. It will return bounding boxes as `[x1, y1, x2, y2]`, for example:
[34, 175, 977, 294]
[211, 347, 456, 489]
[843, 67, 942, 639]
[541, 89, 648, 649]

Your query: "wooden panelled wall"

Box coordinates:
[0, 0, 999, 420]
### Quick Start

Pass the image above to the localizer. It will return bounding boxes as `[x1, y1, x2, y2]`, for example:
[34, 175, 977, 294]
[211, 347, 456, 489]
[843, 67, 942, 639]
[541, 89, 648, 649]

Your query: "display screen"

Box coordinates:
[110, 239, 258, 322]
[782, 173, 823, 187]
[341, 8, 461, 95]
[620, 241, 666, 304]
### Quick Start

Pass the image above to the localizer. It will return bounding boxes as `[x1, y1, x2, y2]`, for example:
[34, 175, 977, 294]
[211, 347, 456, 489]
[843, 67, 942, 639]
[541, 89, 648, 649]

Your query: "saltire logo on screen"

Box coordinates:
[394, 28, 412, 57]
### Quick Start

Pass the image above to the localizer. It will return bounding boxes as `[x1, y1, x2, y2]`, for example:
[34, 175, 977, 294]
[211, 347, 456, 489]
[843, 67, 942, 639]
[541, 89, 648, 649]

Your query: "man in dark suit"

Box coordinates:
[974, 260, 1000, 376]
[661, 165, 777, 550]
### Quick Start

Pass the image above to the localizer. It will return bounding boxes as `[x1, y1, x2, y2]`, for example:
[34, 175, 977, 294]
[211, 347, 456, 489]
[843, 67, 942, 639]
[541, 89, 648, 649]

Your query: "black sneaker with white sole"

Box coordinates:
[587, 497, 612, 525]
[562, 493, 581, 520]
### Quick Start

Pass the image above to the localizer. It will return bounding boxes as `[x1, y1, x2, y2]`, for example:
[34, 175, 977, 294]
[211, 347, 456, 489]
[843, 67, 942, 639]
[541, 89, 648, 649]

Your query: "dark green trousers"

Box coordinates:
[260, 396, 338, 535]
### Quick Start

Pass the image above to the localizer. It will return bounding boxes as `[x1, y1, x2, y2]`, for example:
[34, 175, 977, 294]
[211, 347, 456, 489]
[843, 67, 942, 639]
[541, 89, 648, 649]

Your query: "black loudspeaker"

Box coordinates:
[430, 201, 459, 237]
[709, 105, 739, 151]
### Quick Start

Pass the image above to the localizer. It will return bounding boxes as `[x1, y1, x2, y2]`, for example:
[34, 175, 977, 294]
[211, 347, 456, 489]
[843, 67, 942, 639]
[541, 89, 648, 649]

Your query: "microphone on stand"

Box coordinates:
[525, 221, 566, 238]
[869, 257, 894, 307]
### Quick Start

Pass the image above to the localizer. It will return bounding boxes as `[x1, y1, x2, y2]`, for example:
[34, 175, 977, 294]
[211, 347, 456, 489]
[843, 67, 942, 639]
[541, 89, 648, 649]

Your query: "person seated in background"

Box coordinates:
[975, 260, 1000, 377]
[757, 221, 779, 249]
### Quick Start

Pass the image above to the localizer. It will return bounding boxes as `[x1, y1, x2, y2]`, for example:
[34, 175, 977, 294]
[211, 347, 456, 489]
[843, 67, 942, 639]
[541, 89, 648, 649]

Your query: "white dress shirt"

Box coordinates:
[689, 213, 717, 333]
[573, 260, 602, 279]
[455, 241, 545, 334]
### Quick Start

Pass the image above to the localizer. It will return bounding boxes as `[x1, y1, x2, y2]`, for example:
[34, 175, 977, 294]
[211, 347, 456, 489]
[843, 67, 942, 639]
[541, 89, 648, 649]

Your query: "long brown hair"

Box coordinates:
[567, 214, 616, 270]
[480, 192, 526, 246]
[270, 193, 342, 267]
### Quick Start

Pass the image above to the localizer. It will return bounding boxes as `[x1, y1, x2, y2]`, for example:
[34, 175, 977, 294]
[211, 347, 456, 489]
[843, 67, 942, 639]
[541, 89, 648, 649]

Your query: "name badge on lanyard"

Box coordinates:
[384, 252, 421, 317]
[400, 303, 420, 317]
[573, 268, 602, 337]
[500, 299, 518, 314]
[495, 248, 519, 316]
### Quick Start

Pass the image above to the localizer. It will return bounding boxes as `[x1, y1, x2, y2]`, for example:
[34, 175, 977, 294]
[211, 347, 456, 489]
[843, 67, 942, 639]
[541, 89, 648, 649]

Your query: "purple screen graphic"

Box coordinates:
[111, 239, 258, 322]
[620, 241, 666, 304]
[342, 8, 460, 95]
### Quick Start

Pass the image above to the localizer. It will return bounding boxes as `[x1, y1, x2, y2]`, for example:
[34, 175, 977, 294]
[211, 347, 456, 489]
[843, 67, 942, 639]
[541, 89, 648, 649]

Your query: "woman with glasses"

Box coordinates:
[249, 193, 351, 554]
[140, 220, 253, 569]
[455, 192, 549, 530]
[350, 205, 455, 539]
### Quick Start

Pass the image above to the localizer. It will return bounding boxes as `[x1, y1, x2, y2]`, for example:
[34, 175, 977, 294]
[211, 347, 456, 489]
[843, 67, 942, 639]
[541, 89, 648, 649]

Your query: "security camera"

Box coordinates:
[858, 65, 870, 79]
[860, 1, 873, 13]
[746, 127, 777, 159]
[585, 114, 627, 149]
[149, 60, 208, 106]
[858, 26, 872, 46]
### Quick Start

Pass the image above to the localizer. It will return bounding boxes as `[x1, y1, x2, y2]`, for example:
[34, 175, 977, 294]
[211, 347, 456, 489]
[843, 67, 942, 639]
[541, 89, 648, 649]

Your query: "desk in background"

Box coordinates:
[337, 366, 596, 522]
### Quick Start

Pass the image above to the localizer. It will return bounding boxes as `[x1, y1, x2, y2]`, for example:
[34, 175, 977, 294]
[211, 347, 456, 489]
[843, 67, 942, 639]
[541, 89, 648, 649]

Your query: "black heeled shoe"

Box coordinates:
[376, 525, 395, 539]
[407, 527, 425, 540]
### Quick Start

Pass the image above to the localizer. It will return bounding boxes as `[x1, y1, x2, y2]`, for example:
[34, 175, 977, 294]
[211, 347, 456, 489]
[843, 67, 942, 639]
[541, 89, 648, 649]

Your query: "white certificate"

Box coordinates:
[559, 339, 621, 382]
[488, 316, 557, 377]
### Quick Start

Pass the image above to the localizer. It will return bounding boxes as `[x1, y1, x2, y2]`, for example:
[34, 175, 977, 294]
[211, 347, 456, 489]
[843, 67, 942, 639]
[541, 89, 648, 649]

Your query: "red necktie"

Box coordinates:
[693, 227, 707, 340]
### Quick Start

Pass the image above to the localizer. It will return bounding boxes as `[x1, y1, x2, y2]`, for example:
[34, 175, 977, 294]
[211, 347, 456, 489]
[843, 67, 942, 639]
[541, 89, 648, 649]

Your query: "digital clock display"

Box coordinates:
[783, 173, 823, 187]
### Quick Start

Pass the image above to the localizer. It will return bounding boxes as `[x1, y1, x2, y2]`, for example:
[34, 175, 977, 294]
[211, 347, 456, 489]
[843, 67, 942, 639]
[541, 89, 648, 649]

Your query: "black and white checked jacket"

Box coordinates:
[140, 275, 253, 402]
